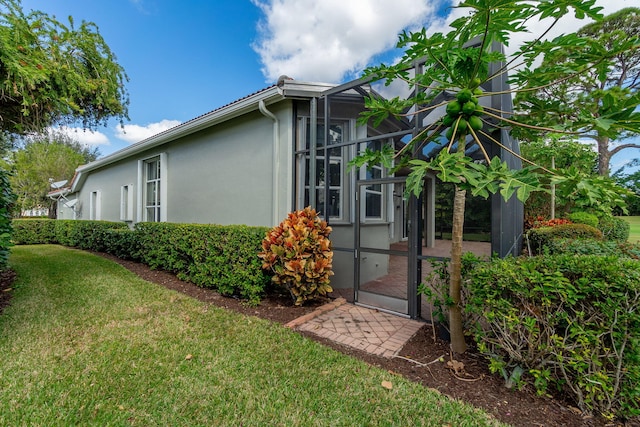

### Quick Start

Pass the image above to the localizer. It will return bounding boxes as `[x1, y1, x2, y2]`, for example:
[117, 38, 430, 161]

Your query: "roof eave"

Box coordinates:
[69, 80, 336, 193]
[72, 86, 283, 190]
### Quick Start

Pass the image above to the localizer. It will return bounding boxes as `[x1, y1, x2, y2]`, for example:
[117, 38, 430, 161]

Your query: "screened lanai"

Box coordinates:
[293, 41, 523, 319]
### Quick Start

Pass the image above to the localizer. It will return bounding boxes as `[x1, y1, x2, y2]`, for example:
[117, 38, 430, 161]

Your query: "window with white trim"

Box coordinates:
[144, 157, 161, 222]
[137, 153, 167, 223]
[359, 139, 391, 221]
[120, 184, 134, 221]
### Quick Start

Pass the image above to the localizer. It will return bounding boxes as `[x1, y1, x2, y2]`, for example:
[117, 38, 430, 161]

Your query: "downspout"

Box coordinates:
[259, 99, 280, 226]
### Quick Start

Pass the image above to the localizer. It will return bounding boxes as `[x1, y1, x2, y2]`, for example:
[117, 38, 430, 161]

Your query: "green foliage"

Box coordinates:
[466, 255, 640, 419]
[419, 252, 482, 328]
[551, 167, 631, 216]
[259, 207, 334, 306]
[527, 223, 603, 255]
[0, 167, 15, 269]
[568, 211, 599, 228]
[520, 138, 599, 218]
[598, 215, 630, 242]
[53, 220, 128, 251]
[520, 138, 598, 173]
[11, 218, 271, 305]
[102, 228, 140, 261]
[357, 0, 609, 355]
[513, 8, 640, 175]
[545, 238, 640, 259]
[135, 222, 270, 306]
[12, 218, 55, 244]
[8, 135, 90, 216]
[0, 0, 129, 135]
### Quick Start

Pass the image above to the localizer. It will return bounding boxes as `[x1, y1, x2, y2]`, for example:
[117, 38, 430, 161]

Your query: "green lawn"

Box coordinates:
[0, 245, 505, 426]
[624, 216, 640, 243]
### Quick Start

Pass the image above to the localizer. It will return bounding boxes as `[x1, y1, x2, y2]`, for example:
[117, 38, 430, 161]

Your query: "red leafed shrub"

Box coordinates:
[528, 216, 572, 229]
[259, 207, 334, 305]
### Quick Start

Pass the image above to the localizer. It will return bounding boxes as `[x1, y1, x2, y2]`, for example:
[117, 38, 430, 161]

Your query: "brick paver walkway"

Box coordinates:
[287, 298, 424, 358]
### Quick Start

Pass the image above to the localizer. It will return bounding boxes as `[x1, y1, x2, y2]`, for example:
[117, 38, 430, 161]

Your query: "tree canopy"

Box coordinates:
[0, 0, 129, 136]
[513, 7, 640, 175]
[8, 130, 98, 217]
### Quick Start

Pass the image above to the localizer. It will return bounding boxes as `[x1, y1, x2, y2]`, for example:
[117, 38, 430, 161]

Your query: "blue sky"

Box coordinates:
[19, 0, 638, 170]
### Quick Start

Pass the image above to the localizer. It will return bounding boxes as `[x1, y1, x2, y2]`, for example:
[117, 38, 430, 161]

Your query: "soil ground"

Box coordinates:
[1, 252, 637, 427]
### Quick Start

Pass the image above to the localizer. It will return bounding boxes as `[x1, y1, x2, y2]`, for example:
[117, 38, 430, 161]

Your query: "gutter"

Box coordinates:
[258, 99, 280, 226]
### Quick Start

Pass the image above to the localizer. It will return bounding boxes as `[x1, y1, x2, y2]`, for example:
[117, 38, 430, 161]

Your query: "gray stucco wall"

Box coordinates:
[71, 101, 294, 228]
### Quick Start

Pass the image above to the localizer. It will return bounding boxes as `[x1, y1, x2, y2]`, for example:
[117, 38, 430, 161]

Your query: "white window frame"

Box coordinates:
[120, 184, 134, 221]
[137, 153, 167, 222]
[359, 139, 389, 222]
[89, 190, 101, 220]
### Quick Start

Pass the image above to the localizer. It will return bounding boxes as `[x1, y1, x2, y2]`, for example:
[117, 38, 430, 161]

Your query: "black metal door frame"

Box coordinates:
[354, 176, 421, 318]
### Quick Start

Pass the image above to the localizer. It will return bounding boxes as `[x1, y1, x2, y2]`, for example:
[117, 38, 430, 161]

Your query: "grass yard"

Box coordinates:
[0, 245, 504, 426]
[624, 216, 640, 243]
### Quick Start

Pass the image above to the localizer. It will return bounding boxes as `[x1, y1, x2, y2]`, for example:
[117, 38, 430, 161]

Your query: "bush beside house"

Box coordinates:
[12, 219, 270, 305]
[465, 254, 640, 420]
[259, 207, 334, 306]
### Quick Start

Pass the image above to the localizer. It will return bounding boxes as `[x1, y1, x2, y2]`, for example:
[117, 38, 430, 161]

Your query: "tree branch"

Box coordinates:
[610, 143, 640, 157]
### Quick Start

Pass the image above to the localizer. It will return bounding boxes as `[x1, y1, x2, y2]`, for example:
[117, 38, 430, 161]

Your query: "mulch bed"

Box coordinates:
[2, 253, 636, 427]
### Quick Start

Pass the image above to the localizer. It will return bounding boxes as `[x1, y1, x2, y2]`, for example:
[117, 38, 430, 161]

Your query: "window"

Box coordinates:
[145, 158, 161, 222]
[89, 190, 101, 220]
[137, 154, 167, 222]
[360, 140, 389, 221]
[120, 184, 134, 221]
[297, 118, 350, 221]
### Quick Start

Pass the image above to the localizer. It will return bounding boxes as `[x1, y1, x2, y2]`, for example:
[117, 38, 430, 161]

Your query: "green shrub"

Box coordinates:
[546, 238, 640, 259]
[598, 215, 630, 242]
[12, 218, 57, 244]
[135, 222, 270, 305]
[568, 211, 599, 228]
[0, 169, 15, 269]
[13, 218, 271, 305]
[527, 223, 602, 255]
[54, 220, 128, 251]
[103, 228, 140, 261]
[259, 207, 334, 306]
[466, 255, 640, 420]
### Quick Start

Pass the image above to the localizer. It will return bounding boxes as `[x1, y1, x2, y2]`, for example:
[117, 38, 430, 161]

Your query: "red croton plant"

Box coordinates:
[259, 207, 334, 306]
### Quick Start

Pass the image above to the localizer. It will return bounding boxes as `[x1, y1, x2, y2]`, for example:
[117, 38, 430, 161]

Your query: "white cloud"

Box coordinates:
[252, 0, 444, 83]
[253, 0, 632, 85]
[503, 0, 633, 61]
[115, 119, 182, 144]
[51, 126, 110, 146]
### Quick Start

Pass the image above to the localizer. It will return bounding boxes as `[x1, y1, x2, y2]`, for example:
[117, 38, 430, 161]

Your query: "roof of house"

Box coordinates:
[58, 79, 335, 195]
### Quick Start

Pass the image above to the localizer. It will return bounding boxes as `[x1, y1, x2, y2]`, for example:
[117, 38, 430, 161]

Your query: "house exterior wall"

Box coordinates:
[56, 196, 78, 220]
[77, 160, 138, 222]
[71, 101, 295, 228]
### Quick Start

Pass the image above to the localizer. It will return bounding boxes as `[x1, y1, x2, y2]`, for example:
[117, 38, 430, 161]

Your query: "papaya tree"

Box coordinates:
[353, 0, 635, 353]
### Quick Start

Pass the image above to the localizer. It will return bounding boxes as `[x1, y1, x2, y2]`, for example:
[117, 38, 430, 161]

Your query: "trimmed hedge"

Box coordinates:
[568, 211, 599, 228]
[544, 238, 640, 259]
[134, 222, 270, 305]
[12, 218, 56, 244]
[13, 219, 271, 305]
[54, 220, 129, 251]
[527, 223, 603, 255]
[466, 255, 640, 420]
[598, 216, 630, 243]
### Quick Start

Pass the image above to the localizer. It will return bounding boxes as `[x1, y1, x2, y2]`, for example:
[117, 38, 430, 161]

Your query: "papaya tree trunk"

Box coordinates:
[449, 137, 467, 354]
